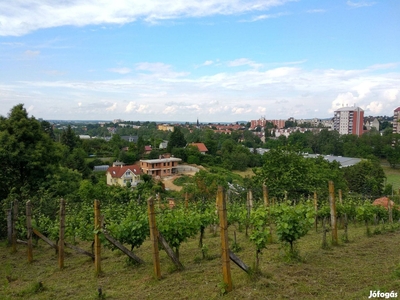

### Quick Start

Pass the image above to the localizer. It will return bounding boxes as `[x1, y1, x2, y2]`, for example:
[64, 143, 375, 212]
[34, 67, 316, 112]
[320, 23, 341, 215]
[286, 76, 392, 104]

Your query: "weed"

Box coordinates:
[124, 257, 140, 267]
[218, 281, 229, 295]
[201, 243, 209, 259]
[18, 281, 45, 297]
[393, 264, 400, 279]
[97, 287, 106, 299]
[341, 232, 350, 243]
[279, 243, 304, 263]
[373, 227, 382, 235]
[231, 241, 242, 253]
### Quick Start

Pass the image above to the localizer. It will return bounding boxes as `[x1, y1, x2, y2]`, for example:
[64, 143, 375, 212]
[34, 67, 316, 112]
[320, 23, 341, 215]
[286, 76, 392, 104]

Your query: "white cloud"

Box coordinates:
[136, 105, 149, 113]
[353, 81, 377, 99]
[232, 106, 252, 114]
[240, 12, 289, 22]
[346, 1, 376, 8]
[24, 50, 40, 57]
[203, 60, 214, 66]
[125, 101, 137, 112]
[163, 106, 176, 114]
[3, 60, 400, 121]
[0, 0, 295, 36]
[228, 58, 262, 69]
[368, 63, 398, 70]
[256, 106, 267, 114]
[106, 103, 117, 111]
[108, 67, 131, 74]
[383, 89, 399, 102]
[366, 101, 383, 114]
[136, 62, 171, 73]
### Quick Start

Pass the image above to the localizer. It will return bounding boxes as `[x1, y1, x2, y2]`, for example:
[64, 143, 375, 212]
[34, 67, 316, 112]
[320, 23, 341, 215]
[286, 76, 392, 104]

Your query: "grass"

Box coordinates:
[382, 164, 400, 192]
[1, 221, 400, 299]
[232, 169, 255, 178]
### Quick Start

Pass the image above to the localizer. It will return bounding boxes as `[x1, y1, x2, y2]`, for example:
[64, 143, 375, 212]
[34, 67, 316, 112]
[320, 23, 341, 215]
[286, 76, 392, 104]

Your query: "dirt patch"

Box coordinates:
[162, 173, 197, 191]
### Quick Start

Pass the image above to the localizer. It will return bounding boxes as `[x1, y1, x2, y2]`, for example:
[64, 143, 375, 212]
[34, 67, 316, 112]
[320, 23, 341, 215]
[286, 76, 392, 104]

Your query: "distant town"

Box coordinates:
[46, 105, 396, 143]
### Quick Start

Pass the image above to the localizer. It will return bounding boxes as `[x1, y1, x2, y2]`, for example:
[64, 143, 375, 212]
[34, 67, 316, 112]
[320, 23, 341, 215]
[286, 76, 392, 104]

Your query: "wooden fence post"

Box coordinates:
[329, 181, 338, 245]
[314, 191, 318, 232]
[147, 197, 161, 279]
[7, 209, 12, 246]
[94, 199, 101, 275]
[388, 198, 393, 224]
[59, 198, 66, 269]
[12, 200, 18, 253]
[263, 184, 269, 207]
[185, 192, 188, 209]
[217, 186, 232, 293]
[26, 200, 33, 263]
[245, 189, 252, 236]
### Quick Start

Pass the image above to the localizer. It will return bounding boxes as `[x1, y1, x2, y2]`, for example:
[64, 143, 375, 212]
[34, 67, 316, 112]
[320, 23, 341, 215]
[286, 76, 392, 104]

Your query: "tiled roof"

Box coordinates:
[107, 165, 141, 178]
[190, 143, 208, 152]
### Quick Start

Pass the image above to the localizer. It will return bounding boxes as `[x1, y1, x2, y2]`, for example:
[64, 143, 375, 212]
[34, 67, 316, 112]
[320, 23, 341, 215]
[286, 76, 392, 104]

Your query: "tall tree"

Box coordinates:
[167, 126, 186, 152]
[0, 104, 60, 200]
[61, 125, 78, 152]
[254, 146, 346, 199]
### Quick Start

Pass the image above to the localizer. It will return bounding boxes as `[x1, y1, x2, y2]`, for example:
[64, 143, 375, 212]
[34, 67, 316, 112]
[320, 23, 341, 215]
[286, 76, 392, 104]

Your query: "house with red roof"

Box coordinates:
[145, 145, 152, 154]
[189, 142, 208, 154]
[106, 164, 142, 187]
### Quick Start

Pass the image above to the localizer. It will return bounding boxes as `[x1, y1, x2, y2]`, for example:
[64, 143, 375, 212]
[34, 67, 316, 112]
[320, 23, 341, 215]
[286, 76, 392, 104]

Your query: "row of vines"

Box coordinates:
[11, 187, 400, 274]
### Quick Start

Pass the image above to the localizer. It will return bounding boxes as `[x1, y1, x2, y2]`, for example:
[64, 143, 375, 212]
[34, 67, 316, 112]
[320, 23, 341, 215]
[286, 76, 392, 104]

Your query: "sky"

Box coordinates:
[0, 0, 399, 122]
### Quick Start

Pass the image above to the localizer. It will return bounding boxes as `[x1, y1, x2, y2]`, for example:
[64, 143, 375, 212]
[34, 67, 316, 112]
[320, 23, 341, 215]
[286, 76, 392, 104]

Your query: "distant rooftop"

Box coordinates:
[334, 106, 363, 112]
[305, 154, 362, 167]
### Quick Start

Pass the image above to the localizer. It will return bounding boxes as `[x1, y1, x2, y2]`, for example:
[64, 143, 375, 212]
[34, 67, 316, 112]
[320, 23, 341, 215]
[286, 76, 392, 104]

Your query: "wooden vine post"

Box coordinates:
[94, 199, 101, 275]
[388, 198, 393, 224]
[185, 192, 188, 209]
[329, 181, 338, 245]
[59, 198, 66, 269]
[147, 197, 161, 279]
[6, 208, 12, 246]
[26, 200, 33, 263]
[314, 191, 318, 232]
[263, 184, 269, 207]
[217, 186, 232, 293]
[12, 199, 18, 253]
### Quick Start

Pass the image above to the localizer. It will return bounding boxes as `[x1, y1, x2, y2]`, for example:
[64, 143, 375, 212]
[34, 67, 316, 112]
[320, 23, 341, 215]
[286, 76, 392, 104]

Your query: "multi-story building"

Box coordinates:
[393, 107, 400, 134]
[140, 157, 182, 178]
[158, 124, 174, 132]
[333, 106, 364, 136]
[250, 117, 285, 129]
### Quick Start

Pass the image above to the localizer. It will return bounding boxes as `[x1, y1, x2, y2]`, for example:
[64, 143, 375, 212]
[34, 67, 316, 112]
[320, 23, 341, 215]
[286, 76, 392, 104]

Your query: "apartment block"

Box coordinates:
[140, 157, 182, 177]
[333, 106, 364, 136]
[393, 107, 400, 134]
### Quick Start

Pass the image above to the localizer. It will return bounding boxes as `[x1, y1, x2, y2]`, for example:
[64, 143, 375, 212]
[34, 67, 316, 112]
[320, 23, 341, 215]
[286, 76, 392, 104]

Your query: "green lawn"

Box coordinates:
[382, 163, 400, 192]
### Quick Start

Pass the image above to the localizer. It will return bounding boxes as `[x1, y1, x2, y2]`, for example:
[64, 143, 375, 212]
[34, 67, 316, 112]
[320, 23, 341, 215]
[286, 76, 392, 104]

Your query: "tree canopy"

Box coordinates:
[0, 104, 61, 200]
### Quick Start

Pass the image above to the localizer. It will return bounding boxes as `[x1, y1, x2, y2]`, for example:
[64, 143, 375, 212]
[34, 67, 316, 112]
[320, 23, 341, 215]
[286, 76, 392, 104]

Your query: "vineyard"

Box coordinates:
[1, 184, 400, 300]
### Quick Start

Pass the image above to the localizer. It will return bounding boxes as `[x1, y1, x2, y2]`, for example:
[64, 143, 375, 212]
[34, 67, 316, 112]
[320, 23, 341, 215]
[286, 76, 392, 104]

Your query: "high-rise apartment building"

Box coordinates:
[393, 107, 400, 134]
[333, 106, 364, 136]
